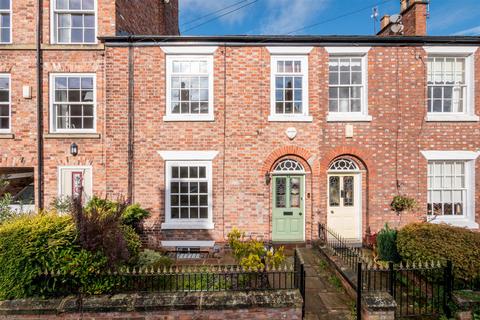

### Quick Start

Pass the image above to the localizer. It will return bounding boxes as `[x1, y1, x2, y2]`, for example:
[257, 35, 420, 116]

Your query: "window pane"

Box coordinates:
[171, 166, 179, 178]
[84, 29, 95, 43]
[71, 14, 83, 27]
[83, 117, 93, 128]
[71, 29, 83, 42]
[275, 177, 286, 208]
[199, 207, 208, 218]
[82, 0, 94, 10]
[0, 90, 8, 102]
[199, 167, 206, 178]
[1, 13, 10, 28]
[0, 105, 8, 116]
[69, 0, 82, 10]
[0, 0, 9, 9]
[329, 176, 340, 207]
[0, 117, 8, 129]
[1, 28, 9, 43]
[56, 89, 68, 102]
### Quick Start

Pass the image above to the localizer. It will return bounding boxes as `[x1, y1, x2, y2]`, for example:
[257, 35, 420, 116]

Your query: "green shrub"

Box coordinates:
[0, 213, 110, 299]
[137, 249, 173, 269]
[376, 224, 400, 262]
[397, 223, 480, 281]
[122, 203, 150, 228]
[121, 224, 142, 264]
[227, 228, 285, 270]
[0, 193, 15, 224]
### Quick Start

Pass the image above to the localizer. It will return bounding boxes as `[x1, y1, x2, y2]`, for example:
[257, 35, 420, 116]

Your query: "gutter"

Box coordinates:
[98, 35, 480, 46]
[36, 0, 44, 209]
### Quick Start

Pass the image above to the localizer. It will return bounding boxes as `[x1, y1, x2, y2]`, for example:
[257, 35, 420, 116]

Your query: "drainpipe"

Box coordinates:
[127, 40, 134, 203]
[36, 0, 44, 209]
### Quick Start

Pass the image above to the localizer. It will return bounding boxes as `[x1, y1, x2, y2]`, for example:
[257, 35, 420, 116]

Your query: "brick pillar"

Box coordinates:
[361, 292, 397, 320]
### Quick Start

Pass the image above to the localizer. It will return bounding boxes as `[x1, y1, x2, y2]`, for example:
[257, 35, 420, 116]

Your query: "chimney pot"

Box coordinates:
[380, 15, 391, 30]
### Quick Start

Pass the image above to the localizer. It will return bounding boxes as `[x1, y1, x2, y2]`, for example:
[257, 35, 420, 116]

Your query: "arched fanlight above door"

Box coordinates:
[273, 159, 305, 173]
[329, 158, 359, 171]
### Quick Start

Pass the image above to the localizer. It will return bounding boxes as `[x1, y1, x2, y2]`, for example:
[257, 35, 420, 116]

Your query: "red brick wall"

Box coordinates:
[116, 0, 179, 36]
[0, 308, 301, 320]
[101, 45, 480, 248]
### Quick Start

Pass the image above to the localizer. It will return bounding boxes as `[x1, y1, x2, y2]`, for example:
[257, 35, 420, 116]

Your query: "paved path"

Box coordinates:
[298, 247, 355, 320]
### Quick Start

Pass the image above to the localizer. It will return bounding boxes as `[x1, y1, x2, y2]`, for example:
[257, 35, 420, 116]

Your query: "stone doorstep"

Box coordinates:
[0, 290, 303, 315]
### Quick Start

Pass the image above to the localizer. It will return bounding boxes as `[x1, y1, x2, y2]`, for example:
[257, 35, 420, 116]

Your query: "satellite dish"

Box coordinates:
[390, 23, 404, 34]
[390, 14, 402, 24]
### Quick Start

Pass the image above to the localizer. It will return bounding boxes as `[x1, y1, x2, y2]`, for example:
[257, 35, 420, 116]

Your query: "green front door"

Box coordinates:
[272, 175, 304, 242]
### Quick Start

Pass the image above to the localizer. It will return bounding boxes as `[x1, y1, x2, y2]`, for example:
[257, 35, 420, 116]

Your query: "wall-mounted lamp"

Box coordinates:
[70, 143, 78, 157]
[265, 172, 271, 185]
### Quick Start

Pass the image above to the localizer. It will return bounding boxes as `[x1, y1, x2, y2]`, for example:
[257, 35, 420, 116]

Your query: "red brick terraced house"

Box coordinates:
[0, 0, 479, 252]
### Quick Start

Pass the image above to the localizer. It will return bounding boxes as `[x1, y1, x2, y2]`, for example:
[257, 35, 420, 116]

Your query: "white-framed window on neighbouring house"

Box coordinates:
[51, 0, 96, 44]
[0, 0, 11, 43]
[269, 55, 311, 122]
[424, 46, 478, 122]
[0, 74, 10, 132]
[50, 74, 96, 133]
[57, 166, 93, 200]
[422, 150, 478, 229]
[427, 57, 467, 114]
[165, 161, 212, 228]
[427, 160, 467, 217]
[164, 55, 214, 121]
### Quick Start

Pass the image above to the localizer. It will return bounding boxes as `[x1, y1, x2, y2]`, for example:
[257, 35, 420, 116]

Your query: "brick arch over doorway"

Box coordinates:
[318, 146, 375, 241]
[261, 146, 314, 175]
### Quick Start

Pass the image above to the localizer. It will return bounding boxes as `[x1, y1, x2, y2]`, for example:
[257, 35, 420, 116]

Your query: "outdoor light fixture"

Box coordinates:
[70, 143, 78, 156]
[265, 172, 271, 185]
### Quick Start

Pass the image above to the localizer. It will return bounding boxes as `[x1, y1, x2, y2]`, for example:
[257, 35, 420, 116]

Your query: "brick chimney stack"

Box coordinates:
[377, 0, 428, 36]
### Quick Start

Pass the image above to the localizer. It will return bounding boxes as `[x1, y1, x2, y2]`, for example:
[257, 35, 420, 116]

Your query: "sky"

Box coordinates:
[178, 0, 480, 36]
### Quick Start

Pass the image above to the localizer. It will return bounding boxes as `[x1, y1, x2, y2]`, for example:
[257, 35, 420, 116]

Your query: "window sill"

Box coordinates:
[161, 221, 215, 230]
[42, 43, 104, 50]
[44, 133, 101, 139]
[327, 114, 372, 122]
[0, 133, 14, 139]
[268, 115, 313, 122]
[163, 115, 215, 122]
[428, 217, 479, 229]
[426, 114, 479, 122]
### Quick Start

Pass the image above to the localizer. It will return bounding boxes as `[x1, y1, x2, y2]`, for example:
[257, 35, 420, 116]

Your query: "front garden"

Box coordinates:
[319, 220, 480, 319]
[0, 195, 291, 300]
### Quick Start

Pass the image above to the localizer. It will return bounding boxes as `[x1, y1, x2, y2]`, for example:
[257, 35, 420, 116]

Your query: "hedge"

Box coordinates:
[397, 223, 480, 281]
[0, 213, 109, 299]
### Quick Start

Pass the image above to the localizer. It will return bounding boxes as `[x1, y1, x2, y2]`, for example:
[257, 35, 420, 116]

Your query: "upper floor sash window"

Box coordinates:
[52, 0, 96, 44]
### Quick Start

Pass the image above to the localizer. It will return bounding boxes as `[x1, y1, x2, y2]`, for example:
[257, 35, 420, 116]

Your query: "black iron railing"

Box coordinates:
[294, 249, 306, 318]
[360, 261, 450, 318]
[318, 223, 454, 319]
[318, 223, 365, 274]
[37, 264, 300, 297]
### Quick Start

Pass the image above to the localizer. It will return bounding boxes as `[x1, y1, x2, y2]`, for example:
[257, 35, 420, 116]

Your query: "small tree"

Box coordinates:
[72, 196, 131, 267]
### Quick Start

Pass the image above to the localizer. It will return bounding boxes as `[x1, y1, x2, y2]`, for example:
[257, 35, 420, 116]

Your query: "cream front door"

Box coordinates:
[327, 174, 360, 241]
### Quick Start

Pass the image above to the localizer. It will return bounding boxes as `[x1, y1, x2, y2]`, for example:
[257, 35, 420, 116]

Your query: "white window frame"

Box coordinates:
[0, 0, 12, 44]
[163, 54, 215, 122]
[421, 150, 479, 229]
[424, 46, 478, 122]
[50, 0, 97, 45]
[57, 165, 93, 199]
[163, 161, 214, 230]
[268, 51, 313, 122]
[158, 150, 218, 230]
[49, 73, 97, 134]
[325, 47, 371, 122]
[0, 73, 11, 133]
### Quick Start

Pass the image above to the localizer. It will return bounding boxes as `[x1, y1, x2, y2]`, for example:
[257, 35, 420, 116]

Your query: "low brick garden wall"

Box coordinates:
[0, 290, 303, 320]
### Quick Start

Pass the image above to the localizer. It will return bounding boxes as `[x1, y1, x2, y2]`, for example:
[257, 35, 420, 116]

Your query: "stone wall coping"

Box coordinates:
[362, 291, 397, 311]
[0, 290, 303, 315]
